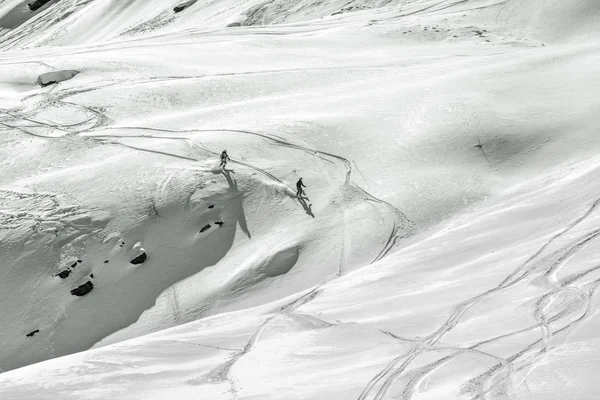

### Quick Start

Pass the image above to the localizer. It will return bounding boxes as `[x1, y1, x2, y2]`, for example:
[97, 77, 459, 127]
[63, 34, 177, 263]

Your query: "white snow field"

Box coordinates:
[0, 0, 599, 398]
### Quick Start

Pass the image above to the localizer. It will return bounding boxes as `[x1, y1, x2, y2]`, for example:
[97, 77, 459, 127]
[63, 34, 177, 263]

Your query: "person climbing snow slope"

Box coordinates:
[296, 177, 306, 197]
[220, 150, 230, 169]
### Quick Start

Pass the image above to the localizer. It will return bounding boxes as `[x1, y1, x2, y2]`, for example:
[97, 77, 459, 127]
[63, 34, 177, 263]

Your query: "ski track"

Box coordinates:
[3, 13, 596, 394]
[356, 196, 600, 399]
[0, 83, 581, 399]
[1, 69, 411, 385]
[193, 286, 338, 400]
[91, 125, 413, 260]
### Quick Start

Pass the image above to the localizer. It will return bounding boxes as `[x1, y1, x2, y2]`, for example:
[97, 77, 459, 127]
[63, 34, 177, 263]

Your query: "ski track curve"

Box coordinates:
[356, 195, 600, 399]
[7, 72, 594, 399]
[3, 66, 413, 379]
[91, 125, 413, 262]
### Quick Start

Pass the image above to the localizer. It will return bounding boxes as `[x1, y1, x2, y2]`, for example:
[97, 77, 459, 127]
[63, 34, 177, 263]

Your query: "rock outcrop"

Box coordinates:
[173, 0, 197, 13]
[200, 224, 211, 233]
[27, 0, 51, 12]
[70, 281, 94, 297]
[37, 70, 79, 87]
[130, 252, 147, 265]
[26, 329, 40, 337]
[55, 269, 71, 279]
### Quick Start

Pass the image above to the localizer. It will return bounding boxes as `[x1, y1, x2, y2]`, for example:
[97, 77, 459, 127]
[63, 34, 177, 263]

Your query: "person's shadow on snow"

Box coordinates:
[297, 197, 315, 218]
[213, 168, 251, 238]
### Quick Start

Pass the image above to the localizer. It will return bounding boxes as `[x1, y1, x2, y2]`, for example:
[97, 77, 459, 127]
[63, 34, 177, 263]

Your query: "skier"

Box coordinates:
[220, 150, 230, 168]
[296, 177, 306, 197]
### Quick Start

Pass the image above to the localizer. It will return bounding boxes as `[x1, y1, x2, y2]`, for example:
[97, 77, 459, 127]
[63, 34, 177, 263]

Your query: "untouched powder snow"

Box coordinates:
[0, 0, 599, 398]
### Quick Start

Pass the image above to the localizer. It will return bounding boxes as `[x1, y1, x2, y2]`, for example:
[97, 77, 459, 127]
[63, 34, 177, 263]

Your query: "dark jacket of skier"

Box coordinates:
[220, 150, 230, 167]
[296, 178, 306, 196]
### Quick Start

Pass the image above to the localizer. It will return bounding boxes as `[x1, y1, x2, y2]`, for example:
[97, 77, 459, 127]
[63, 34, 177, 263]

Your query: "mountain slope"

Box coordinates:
[0, 0, 599, 398]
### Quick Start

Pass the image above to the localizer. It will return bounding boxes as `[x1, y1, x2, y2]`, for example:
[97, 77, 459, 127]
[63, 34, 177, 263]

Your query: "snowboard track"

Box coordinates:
[92, 125, 414, 269]
[357, 196, 600, 399]
[2, 68, 414, 376]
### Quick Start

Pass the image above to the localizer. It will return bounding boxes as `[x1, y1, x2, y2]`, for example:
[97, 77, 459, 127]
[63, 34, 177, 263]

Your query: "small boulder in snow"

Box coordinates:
[26, 329, 40, 337]
[173, 0, 197, 13]
[130, 252, 147, 265]
[28, 0, 51, 11]
[70, 281, 94, 297]
[37, 70, 79, 87]
[200, 224, 211, 233]
[227, 22, 242, 27]
[55, 269, 71, 279]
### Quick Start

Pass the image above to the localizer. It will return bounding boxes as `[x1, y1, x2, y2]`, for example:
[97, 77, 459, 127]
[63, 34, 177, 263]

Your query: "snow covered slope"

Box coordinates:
[0, 0, 597, 48]
[1, 0, 600, 398]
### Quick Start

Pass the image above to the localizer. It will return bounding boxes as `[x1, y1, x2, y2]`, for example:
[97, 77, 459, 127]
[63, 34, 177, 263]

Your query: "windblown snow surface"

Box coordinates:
[0, 0, 599, 398]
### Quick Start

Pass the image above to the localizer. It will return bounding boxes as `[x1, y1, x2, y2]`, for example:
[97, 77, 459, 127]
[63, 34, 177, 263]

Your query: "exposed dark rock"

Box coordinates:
[77, 259, 82, 263]
[215, 221, 224, 227]
[208, 205, 215, 209]
[90, 274, 94, 278]
[174, 0, 197, 13]
[130, 252, 147, 265]
[37, 70, 79, 87]
[28, 0, 51, 11]
[26, 329, 40, 337]
[119, 241, 125, 247]
[200, 224, 211, 233]
[104, 260, 109, 264]
[70, 262, 78, 269]
[227, 22, 241, 27]
[70, 281, 94, 297]
[56, 269, 71, 279]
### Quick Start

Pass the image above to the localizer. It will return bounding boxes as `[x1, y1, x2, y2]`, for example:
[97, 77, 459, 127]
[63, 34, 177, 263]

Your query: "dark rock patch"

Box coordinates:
[28, 0, 51, 11]
[130, 252, 147, 265]
[200, 224, 211, 233]
[90, 273, 94, 278]
[70, 261, 78, 269]
[26, 329, 40, 337]
[104, 260, 109, 264]
[208, 205, 215, 209]
[174, 0, 197, 13]
[215, 221, 224, 227]
[331, 5, 364, 16]
[119, 241, 125, 247]
[70, 281, 94, 297]
[227, 22, 241, 27]
[0, 0, 55, 29]
[37, 70, 79, 87]
[56, 269, 71, 279]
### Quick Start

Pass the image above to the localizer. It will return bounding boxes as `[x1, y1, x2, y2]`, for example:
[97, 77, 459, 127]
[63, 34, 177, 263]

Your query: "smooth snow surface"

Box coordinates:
[0, 0, 599, 398]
